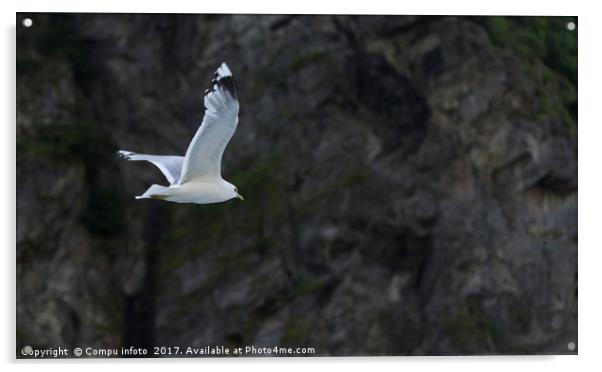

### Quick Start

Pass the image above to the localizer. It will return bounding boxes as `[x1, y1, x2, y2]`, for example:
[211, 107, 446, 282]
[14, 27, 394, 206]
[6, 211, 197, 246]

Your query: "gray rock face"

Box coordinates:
[17, 14, 577, 355]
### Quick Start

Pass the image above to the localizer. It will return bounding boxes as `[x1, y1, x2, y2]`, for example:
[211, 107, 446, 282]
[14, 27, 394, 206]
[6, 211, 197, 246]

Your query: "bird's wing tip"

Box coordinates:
[117, 150, 133, 159]
[205, 62, 237, 100]
[217, 62, 233, 77]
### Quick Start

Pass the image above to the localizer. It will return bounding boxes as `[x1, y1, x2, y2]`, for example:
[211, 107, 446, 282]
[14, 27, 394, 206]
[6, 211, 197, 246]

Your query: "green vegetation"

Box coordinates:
[157, 154, 286, 281]
[507, 295, 532, 335]
[159, 274, 220, 326]
[231, 154, 284, 195]
[18, 117, 124, 242]
[19, 119, 112, 165]
[289, 49, 329, 72]
[156, 221, 219, 280]
[18, 14, 126, 249]
[293, 277, 325, 296]
[251, 237, 273, 256]
[81, 187, 125, 238]
[478, 16, 577, 126]
[300, 166, 369, 220]
[480, 17, 576, 85]
[442, 304, 495, 352]
[281, 318, 311, 345]
[17, 14, 88, 77]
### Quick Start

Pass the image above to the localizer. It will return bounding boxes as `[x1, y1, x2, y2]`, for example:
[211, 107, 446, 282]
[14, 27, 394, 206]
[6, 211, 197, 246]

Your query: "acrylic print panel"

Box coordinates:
[16, 13, 577, 358]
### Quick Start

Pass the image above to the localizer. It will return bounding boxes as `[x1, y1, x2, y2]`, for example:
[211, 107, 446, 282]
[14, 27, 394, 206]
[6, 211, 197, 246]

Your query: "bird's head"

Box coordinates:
[231, 184, 244, 201]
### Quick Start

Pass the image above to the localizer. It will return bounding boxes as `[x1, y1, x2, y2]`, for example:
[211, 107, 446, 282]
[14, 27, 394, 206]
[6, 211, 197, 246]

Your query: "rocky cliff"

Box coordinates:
[17, 14, 577, 355]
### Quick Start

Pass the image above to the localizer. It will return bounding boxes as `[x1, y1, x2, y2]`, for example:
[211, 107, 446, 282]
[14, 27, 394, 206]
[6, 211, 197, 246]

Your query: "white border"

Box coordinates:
[9, 0, 582, 15]
[3, 1, 599, 371]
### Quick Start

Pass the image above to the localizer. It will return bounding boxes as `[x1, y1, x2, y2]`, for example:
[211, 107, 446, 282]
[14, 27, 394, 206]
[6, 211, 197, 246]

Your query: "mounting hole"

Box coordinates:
[568, 342, 576, 351]
[22, 18, 33, 28]
[566, 22, 576, 31]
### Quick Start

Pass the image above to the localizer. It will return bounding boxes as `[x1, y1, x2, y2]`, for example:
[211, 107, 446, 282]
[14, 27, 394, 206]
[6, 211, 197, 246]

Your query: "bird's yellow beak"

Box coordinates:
[236, 193, 244, 201]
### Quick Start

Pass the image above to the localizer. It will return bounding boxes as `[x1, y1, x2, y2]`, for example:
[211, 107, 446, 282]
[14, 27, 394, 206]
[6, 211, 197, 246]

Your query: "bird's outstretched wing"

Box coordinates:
[178, 62, 240, 184]
[118, 150, 184, 185]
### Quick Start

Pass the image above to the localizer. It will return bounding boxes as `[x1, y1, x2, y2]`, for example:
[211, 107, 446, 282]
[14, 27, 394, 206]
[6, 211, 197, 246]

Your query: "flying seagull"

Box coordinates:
[118, 62, 243, 204]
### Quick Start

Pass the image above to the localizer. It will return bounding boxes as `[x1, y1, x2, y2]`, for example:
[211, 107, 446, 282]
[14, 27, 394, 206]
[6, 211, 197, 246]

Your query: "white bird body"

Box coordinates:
[134, 180, 238, 204]
[118, 62, 244, 204]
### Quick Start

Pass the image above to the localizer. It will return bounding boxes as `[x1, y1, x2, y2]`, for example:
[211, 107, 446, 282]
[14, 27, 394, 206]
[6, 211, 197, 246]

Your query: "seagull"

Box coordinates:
[118, 62, 243, 204]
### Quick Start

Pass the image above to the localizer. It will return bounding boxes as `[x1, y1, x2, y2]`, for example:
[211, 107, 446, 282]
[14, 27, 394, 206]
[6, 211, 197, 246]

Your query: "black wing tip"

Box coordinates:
[218, 75, 237, 99]
[204, 62, 238, 99]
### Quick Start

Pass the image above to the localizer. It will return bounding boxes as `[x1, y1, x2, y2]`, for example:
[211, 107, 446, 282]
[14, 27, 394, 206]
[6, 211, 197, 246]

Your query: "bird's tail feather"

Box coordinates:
[135, 184, 170, 200]
[118, 150, 145, 161]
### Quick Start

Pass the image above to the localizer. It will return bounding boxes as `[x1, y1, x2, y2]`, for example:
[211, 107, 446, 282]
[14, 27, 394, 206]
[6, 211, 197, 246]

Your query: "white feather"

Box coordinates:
[178, 63, 239, 183]
[118, 150, 183, 185]
[118, 62, 242, 204]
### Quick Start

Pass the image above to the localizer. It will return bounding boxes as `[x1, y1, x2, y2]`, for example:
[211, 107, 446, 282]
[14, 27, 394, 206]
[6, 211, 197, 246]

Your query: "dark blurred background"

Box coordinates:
[16, 14, 577, 356]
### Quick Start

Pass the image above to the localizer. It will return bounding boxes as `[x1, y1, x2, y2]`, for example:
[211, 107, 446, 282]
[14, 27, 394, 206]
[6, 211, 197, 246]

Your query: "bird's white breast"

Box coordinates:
[165, 180, 232, 204]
